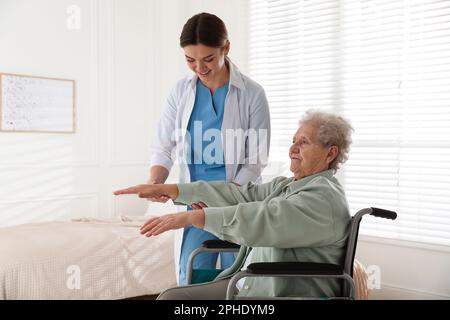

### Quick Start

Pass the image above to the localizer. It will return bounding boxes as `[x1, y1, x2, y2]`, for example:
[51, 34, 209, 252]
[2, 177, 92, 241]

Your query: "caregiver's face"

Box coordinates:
[289, 123, 332, 179]
[183, 43, 229, 83]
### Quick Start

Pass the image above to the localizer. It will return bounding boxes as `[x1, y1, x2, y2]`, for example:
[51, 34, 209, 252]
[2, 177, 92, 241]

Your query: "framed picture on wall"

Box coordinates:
[0, 72, 76, 133]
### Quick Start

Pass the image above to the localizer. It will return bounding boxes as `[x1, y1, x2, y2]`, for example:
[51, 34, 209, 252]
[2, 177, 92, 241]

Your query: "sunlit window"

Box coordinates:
[249, 0, 450, 246]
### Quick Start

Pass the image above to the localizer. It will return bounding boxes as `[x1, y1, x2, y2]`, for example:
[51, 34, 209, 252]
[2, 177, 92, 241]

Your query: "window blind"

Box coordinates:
[248, 0, 450, 246]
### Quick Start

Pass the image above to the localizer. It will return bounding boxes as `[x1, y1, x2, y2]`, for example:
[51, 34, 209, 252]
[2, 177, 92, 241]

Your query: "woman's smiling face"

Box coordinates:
[183, 43, 229, 84]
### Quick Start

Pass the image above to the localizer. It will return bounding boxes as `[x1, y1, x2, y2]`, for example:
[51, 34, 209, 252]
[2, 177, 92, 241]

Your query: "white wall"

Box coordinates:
[356, 236, 450, 299]
[0, 0, 248, 224]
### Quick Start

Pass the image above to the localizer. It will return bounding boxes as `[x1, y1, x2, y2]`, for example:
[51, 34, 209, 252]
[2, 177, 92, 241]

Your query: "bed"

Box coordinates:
[0, 216, 177, 299]
[0, 215, 370, 300]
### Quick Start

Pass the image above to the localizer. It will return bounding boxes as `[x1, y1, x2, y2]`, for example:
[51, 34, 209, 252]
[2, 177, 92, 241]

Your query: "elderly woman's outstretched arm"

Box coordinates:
[202, 190, 342, 248]
[125, 172, 349, 247]
[114, 176, 287, 208]
[173, 176, 287, 207]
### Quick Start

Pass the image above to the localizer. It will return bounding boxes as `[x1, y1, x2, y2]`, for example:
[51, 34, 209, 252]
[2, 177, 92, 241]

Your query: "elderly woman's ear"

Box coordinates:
[326, 146, 339, 166]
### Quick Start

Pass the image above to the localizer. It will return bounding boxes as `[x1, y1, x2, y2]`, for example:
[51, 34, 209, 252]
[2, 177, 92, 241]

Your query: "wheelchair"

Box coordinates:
[186, 207, 397, 300]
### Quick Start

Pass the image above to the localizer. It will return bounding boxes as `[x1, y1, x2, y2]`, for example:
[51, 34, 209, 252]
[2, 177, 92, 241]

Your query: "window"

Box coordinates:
[249, 0, 450, 246]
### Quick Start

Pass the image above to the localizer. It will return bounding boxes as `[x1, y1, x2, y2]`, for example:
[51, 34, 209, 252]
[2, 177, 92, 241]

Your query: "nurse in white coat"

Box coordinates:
[148, 12, 271, 285]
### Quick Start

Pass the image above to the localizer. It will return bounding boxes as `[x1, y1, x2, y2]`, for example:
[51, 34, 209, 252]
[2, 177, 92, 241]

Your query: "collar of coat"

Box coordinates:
[287, 169, 335, 193]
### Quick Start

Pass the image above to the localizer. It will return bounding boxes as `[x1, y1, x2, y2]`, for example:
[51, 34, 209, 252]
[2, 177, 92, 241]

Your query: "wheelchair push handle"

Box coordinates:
[370, 207, 397, 220]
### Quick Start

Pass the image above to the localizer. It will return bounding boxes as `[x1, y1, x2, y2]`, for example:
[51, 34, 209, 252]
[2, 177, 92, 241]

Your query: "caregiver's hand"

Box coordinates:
[113, 183, 179, 200]
[146, 165, 171, 202]
[140, 210, 205, 237]
[191, 202, 208, 210]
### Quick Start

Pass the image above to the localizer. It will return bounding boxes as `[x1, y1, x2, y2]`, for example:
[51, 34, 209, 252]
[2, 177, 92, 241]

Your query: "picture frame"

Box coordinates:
[0, 72, 76, 133]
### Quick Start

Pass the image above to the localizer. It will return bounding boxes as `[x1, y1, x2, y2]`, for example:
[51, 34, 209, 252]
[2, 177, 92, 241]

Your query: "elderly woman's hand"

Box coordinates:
[113, 183, 179, 200]
[146, 180, 170, 203]
[140, 210, 205, 237]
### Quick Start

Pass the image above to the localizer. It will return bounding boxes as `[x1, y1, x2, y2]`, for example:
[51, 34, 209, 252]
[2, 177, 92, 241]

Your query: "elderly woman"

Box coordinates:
[114, 110, 353, 299]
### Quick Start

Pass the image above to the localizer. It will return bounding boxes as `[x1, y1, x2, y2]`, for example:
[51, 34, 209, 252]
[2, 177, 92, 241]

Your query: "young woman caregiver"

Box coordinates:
[147, 12, 271, 285]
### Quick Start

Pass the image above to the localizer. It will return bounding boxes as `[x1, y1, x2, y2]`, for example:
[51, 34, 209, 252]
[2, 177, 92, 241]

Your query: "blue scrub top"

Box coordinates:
[187, 79, 229, 182]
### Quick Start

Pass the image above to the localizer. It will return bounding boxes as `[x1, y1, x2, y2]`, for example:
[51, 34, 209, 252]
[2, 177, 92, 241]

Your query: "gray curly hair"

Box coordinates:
[299, 109, 354, 172]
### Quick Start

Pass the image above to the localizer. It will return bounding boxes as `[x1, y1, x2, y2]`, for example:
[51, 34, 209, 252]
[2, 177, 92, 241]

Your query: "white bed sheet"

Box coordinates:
[0, 216, 177, 300]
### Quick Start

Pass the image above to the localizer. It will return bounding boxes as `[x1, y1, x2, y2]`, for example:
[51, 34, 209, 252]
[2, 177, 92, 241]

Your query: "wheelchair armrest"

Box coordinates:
[226, 262, 355, 300]
[246, 262, 343, 275]
[201, 240, 241, 250]
[186, 240, 241, 285]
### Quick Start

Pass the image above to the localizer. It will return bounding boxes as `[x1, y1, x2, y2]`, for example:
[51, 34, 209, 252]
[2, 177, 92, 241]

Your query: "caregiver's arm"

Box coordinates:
[148, 165, 169, 184]
[146, 165, 171, 203]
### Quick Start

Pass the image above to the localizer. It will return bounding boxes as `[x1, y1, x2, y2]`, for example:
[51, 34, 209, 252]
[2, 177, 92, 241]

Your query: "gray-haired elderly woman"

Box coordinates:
[114, 110, 354, 299]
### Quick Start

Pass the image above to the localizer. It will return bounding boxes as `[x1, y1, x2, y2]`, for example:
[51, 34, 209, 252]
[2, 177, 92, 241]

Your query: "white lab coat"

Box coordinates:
[149, 59, 271, 283]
